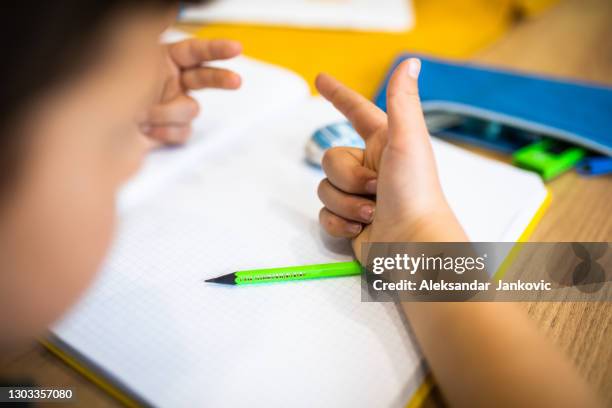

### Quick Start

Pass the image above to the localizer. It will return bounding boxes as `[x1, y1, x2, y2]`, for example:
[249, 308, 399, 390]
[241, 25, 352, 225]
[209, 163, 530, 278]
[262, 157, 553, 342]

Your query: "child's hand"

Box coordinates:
[318, 61, 602, 408]
[315, 59, 467, 260]
[141, 38, 242, 145]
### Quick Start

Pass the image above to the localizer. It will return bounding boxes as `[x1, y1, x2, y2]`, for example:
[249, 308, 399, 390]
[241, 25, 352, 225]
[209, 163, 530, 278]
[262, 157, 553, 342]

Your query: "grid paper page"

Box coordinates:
[54, 99, 427, 407]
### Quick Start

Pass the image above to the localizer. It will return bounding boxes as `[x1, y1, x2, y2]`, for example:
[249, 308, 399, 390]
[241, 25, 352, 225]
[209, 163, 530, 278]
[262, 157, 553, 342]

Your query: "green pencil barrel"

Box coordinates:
[235, 261, 362, 285]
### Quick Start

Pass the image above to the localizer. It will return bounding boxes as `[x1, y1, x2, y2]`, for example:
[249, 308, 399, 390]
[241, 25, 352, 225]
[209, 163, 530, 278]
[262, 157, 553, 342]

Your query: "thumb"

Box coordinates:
[377, 57, 444, 218]
[386, 58, 429, 153]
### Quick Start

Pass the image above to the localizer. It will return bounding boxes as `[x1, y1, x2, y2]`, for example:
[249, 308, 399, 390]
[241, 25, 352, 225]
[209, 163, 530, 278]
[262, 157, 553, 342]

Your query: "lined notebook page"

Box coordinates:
[53, 100, 546, 405]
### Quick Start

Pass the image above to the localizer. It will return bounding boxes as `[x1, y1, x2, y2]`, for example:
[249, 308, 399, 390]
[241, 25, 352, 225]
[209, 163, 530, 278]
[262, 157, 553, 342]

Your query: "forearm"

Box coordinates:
[392, 213, 599, 407]
[401, 301, 601, 407]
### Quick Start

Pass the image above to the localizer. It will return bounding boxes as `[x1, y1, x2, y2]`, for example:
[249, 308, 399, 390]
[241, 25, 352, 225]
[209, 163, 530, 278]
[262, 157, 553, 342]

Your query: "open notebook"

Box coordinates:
[51, 56, 548, 407]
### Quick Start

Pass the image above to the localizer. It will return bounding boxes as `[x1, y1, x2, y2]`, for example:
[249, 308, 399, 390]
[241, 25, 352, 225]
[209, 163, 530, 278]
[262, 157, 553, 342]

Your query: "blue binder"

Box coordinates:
[374, 55, 612, 157]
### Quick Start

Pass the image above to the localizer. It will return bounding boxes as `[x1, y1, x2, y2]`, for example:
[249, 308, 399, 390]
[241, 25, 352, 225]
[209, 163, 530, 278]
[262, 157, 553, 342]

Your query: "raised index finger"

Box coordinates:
[315, 73, 387, 139]
[168, 39, 242, 68]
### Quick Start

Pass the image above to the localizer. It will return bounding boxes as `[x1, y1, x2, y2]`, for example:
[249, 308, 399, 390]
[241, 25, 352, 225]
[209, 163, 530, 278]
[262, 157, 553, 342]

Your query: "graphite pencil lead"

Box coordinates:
[205, 272, 237, 285]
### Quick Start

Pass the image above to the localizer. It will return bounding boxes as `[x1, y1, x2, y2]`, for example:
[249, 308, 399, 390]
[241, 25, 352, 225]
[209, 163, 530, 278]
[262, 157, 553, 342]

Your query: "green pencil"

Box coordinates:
[205, 261, 362, 286]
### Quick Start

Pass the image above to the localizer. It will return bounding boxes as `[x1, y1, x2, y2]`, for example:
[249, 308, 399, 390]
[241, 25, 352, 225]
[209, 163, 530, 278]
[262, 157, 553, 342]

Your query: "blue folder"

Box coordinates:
[374, 55, 612, 157]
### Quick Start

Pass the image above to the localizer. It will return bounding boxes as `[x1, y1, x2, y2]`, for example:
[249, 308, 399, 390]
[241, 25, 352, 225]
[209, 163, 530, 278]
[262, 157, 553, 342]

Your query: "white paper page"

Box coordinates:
[180, 0, 414, 32]
[432, 139, 547, 242]
[119, 55, 311, 212]
[54, 98, 427, 408]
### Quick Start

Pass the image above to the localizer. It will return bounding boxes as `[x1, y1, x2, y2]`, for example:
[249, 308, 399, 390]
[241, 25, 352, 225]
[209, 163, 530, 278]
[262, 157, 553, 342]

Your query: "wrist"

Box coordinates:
[404, 206, 468, 242]
[377, 203, 467, 243]
[351, 205, 468, 264]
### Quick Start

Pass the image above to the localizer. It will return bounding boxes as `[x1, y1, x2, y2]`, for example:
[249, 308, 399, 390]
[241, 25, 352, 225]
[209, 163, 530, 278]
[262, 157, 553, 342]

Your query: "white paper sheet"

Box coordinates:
[180, 0, 414, 32]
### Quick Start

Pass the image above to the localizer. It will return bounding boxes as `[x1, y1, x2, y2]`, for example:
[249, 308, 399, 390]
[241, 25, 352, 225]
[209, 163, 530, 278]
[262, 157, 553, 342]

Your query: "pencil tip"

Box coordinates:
[205, 273, 236, 285]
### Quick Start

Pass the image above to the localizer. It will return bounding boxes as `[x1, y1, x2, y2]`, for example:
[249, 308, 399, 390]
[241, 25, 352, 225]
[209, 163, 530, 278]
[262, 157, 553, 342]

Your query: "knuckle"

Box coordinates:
[342, 99, 365, 122]
[179, 126, 192, 141]
[318, 208, 331, 227]
[388, 90, 420, 105]
[347, 166, 365, 190]
[213, 70, 225, 83]
[317, 179, 329, 201]
[167, 127, 191, 145]
[321, 148, 338, 173]
[318, 207, 326, 222]
[327, 84, 343, 103]
[187, 71, 199, 87]
[319, 208, 339, 233]
[405, 92, 421, 105]
[346, 198, 363, 219]
[341, 196, 363, 220]
[187, 98, 200, 117]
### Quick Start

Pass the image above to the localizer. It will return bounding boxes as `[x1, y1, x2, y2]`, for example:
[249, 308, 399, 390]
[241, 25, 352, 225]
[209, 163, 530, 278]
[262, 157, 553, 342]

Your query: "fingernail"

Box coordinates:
[359, 205, 374, 222]
[347, 223, 362, 234]
[365, 179, 377, 194]
[408, 58, 421, 79]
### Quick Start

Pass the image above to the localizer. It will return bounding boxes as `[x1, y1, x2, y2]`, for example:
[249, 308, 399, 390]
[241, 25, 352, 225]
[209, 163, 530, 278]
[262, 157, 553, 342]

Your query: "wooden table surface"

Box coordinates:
[2, 0, 610, 406]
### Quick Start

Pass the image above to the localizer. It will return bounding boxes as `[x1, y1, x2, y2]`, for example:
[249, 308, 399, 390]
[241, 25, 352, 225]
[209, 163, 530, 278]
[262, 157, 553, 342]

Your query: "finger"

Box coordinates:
[168, 39, 242, 68]
[318, 179, 375, 223]
[181, 66, 241, 90]
[145, 124, 192, 145]
[146, 94, 200, 126]
[386, 58, 429, 152]
[321, 147, 377, 195]
[315, 73, 386, 138]
[319, 207, 363, 238]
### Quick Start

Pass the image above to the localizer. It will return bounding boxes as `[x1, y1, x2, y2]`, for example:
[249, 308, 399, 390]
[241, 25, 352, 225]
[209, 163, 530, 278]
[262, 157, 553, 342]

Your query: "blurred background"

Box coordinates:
[177, 0, 609, 97]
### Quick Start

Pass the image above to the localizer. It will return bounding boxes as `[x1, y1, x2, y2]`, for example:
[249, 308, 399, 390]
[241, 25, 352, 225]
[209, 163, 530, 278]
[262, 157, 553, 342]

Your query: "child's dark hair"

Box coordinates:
[0, 0, 206, 189]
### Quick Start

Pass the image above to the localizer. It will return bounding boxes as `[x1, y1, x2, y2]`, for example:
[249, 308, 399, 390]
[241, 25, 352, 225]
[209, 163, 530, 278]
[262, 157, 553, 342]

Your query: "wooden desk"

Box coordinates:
[423, 0, 612, 405]
[1, 0, 610, 406]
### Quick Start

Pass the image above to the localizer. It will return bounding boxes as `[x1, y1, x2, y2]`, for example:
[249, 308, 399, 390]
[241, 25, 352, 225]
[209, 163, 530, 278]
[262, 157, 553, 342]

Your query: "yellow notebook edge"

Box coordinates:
[41, 336, 145, 407]
[517, 189, 552, 243]
[40, 189, 553, 408]
[493, 189, 552, 282]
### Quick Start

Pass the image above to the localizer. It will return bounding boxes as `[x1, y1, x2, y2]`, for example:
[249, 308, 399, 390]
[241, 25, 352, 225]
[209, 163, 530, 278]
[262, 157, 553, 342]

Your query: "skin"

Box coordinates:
[0, 8, 241, 349]
[142, 37, 242, 144]
[316, 59, 603, 407]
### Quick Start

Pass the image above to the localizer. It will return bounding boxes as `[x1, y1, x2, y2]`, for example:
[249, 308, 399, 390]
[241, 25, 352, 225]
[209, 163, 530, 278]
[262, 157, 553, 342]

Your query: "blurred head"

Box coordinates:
[0, 0, 203, 349]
